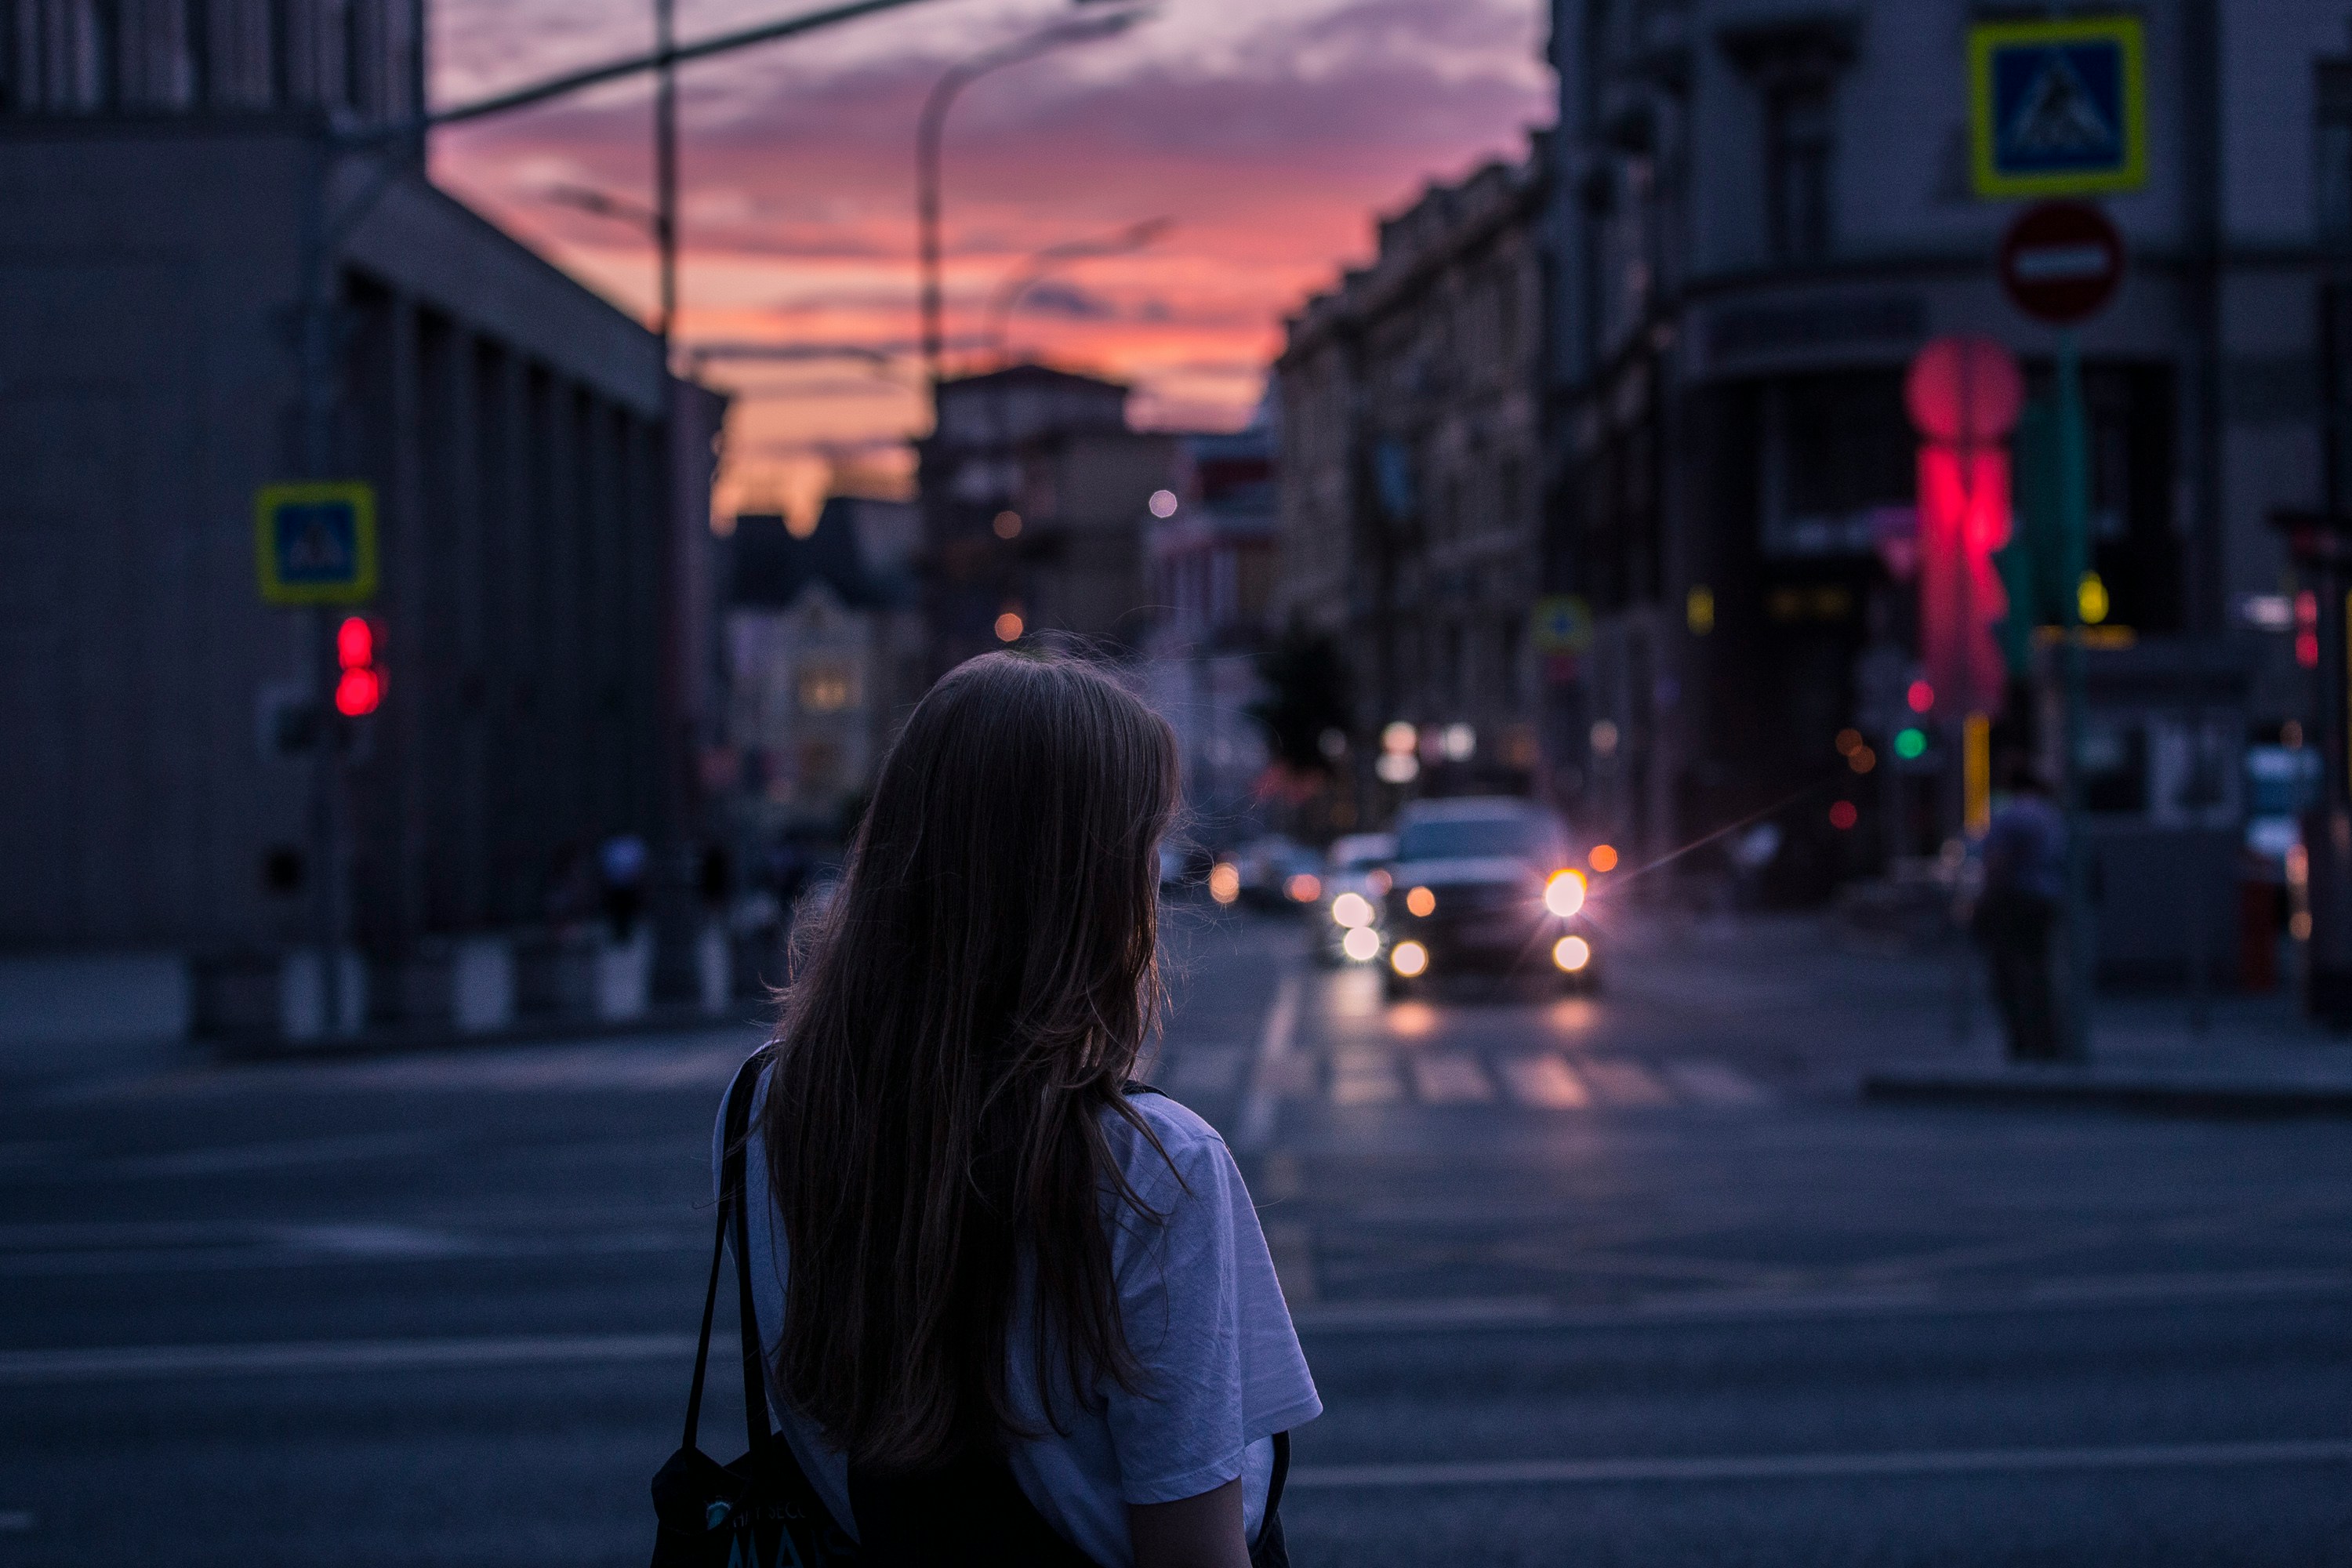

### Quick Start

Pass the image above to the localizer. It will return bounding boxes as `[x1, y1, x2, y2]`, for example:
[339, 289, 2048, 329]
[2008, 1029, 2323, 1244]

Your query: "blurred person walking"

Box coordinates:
[599, 832, 649, 941]
[694, 652, 1317, 1567]
[1975, 760, 2067, 1062]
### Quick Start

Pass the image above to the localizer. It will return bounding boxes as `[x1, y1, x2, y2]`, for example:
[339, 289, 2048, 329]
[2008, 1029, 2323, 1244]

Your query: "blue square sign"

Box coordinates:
[1970, 17, 2145, 198]
[255, 482, 378, 605]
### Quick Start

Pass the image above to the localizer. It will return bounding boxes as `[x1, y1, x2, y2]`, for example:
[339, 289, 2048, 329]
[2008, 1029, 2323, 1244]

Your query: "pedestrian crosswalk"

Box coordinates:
[1247, 1049, 1776, 1113]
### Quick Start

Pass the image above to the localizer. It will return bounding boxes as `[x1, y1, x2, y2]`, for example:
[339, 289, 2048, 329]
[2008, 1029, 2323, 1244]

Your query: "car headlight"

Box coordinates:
[1544, 869, 1587, 918]
[1552, 935, 1592, 972]
[1330, 891, 1376, 928]
[1389, 939, 1429, 978]
[1341, 925, 1382, 963]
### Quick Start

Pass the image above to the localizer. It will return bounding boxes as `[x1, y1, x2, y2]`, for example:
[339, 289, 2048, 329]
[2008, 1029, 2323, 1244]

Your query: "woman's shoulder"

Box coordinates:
[1103, 1087, 1232, 1189]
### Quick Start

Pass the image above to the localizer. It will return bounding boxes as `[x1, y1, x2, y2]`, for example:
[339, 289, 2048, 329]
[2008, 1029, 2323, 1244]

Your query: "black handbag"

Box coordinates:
[649, 1054, 1293, 1568]
[648, 1052, 856, 1567]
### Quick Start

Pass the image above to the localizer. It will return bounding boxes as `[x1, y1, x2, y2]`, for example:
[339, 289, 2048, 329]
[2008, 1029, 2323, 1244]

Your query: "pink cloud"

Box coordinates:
[428, 0, 1551, 518]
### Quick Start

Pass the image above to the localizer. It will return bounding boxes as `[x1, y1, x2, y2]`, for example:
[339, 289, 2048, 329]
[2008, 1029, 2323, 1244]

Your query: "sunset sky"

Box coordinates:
[426, 0, 1553, 524]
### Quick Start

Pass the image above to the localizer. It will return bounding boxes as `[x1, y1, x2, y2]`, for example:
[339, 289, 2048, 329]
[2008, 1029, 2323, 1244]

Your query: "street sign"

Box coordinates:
[1999, 201, 2124, 325]
[256, 482, 378, 605]
[1969, 16, 2145, 199]
[1530, 595, 1592, 655]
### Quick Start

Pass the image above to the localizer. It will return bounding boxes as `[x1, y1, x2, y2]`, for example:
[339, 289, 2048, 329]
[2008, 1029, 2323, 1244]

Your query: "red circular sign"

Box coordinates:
[1904, 336, 2023, 445]
[1999, 201, 2125, 325]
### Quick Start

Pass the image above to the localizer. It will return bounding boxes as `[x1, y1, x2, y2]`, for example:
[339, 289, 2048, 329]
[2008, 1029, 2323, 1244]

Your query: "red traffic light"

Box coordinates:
[336, 616, 374, 670]
[334, 667, 382, 717]
[333, 616, 380, 714]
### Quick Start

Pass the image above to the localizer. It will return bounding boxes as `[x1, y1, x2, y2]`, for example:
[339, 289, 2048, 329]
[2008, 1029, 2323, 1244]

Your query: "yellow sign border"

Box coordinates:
[255, 481, 379, 606]
[1969, 15, 2146, 200]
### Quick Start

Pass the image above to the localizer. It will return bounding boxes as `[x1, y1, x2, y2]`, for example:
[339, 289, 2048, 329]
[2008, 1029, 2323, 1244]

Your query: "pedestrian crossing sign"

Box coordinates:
[1969, 16, 2145, 199]
[256, 482, 378, 605]
[1530, 595, 1593, 655]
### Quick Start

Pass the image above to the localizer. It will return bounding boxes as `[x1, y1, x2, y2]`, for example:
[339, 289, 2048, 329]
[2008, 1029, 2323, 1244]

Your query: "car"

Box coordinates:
[1377, 797, 1597, 997]
[1231, 835, 1325, 910]
[1316, 832, 1396, 965]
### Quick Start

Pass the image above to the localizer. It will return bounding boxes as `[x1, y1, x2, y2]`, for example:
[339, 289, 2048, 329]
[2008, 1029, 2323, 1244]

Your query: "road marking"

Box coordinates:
[0, 1333, 696, 1385]
[1292, 1297, 1559, 1330]
[1235, 972, 1301, 1152]
[1498, 1054, 1590, 1109]
[1330, 1047, 1403, 1106]
[9, 1271, 2341, 1384]
[1577, 1058, 1675, 1107]
[1286, 1270, 2352, 1336]
[0, 1511, 31, 1533]
[1287, 1439, 2352, 1490]
[58, 1033, 760, 1099]
[108, 1132, 437, 1177]
[1410, 1053, 1495, 1104]
[1666, 1060, 1774, 1107]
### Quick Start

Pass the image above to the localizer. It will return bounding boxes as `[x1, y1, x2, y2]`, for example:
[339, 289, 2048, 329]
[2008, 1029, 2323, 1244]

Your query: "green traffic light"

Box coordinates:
[1894, 728, 1928, 760]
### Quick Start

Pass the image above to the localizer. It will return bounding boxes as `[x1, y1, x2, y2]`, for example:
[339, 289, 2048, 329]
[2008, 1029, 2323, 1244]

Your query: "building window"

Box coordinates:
[1759, 372, 1911, 558]
[798, 662, 855, 713]
[1766, 81, 1834, 261]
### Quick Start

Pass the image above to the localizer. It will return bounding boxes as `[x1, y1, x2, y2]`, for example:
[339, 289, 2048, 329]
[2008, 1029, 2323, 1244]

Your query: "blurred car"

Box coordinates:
[1316, 832, 1396, 965]
[1379, 797, 1597, 996]
[1232, 835, 1325, 910]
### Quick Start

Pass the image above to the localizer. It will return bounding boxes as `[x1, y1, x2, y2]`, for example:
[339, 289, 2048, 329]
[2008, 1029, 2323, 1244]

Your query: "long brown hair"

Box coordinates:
[760, 651, 1180, 1471]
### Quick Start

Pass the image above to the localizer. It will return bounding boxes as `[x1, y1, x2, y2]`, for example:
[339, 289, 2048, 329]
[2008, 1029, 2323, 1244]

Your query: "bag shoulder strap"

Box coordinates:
[678, 1049, 771, 1455]
[1260, 1431, 1289, 1545]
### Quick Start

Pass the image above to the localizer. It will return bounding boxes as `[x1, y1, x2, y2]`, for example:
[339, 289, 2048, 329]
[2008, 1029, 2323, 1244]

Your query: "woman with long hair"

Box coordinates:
[717, 652, 1320, 1566]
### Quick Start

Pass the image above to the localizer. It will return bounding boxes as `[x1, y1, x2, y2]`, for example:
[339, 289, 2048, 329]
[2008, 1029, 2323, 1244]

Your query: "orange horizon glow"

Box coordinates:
[427, 0, 1551, 526]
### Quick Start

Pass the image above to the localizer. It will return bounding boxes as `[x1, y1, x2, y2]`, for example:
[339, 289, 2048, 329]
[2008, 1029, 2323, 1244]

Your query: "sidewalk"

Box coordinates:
[1855, 953, 2352, 1116]
[1607, 906, 2352, 1116]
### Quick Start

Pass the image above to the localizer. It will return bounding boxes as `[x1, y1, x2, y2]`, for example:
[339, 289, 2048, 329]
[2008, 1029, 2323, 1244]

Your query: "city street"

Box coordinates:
[3, 904, 2349, 1566]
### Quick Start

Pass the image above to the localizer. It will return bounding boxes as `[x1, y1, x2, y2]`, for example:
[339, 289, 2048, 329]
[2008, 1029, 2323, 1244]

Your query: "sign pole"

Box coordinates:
[2056, 328, 2094, 1060]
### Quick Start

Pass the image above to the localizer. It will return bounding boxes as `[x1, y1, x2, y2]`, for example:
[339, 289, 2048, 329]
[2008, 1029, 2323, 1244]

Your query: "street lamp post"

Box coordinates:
[981, 216, 1172, 365]
[916, 7, 1151, 387]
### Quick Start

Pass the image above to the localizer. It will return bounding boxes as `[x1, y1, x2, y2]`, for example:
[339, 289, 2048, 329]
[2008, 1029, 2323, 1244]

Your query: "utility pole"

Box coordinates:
[655, 0, 679, 354]
[2055, 330, 2094, 1060]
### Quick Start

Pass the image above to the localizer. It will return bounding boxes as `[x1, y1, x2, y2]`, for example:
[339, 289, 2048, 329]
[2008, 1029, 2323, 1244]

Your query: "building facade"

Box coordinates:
[1141, 426, 1280, 833]
[1543, 0, 2339, 895]
[0, 4, 726, 1036]
[917, 364, 1176, 673]
[1274, 143, 1551, 811]
[723, 498, 924, 838]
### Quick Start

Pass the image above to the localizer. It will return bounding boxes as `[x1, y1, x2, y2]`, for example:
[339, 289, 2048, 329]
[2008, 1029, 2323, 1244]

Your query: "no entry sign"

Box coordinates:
[1998, 201, 2124, 325]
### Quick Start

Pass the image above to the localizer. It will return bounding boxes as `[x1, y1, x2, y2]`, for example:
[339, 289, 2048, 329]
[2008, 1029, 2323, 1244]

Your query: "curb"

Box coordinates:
[1861, 1064, 2352, 1117]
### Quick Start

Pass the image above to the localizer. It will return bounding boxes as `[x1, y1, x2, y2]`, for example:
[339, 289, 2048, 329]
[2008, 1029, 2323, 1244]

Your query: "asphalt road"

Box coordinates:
[2, 904, 2348, 1565]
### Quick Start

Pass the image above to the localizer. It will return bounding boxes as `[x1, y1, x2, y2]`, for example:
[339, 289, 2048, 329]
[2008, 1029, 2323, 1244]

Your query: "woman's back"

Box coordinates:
[729, 653, 1317, 1566]
[719, 1071, 1319, 1565]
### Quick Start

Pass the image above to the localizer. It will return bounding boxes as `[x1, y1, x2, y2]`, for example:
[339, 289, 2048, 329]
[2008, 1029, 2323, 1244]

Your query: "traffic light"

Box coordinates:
[334, 615, 382, 717]
[1915, 440, 2011, 719]
[1907, 337, 2019, 720]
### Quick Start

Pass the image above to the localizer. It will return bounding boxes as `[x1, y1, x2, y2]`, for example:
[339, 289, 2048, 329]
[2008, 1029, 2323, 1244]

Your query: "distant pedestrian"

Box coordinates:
[1976, 761, 2067, 1062]
[598, 832, 648, 942]
[718, 652, 1317, 1566]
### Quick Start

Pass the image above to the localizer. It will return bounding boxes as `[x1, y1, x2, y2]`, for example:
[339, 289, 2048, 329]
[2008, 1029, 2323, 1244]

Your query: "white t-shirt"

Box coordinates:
[711, 1062, 1322, 1568]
